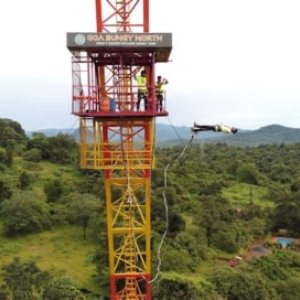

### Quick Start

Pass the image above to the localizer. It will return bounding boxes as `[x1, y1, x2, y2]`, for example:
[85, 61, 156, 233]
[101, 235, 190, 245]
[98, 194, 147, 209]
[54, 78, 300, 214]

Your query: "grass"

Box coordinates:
[4, 157, 80, 192]
[0, 158, 101, 293]
[0, 225, 100, 293]
[222, 182, 274, 208]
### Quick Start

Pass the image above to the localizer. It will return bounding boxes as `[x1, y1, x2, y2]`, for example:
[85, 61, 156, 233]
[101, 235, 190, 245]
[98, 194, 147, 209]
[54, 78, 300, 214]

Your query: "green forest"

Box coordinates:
[0, 117, 300, 299]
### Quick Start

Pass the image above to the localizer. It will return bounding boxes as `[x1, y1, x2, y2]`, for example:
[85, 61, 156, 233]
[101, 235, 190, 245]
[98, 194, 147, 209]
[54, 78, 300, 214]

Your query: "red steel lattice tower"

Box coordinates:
[67, 1, 172, 299]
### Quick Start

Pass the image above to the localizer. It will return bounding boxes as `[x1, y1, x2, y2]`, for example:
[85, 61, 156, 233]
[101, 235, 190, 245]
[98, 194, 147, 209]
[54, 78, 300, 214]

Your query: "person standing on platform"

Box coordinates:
[135, 70, 148, 111]
[156, 76, 168, 112]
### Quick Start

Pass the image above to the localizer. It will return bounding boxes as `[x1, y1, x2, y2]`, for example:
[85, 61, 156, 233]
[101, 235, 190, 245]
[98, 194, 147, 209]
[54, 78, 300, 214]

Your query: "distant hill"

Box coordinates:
[209, 124, 300, 146]
[26, 124, 300, 147]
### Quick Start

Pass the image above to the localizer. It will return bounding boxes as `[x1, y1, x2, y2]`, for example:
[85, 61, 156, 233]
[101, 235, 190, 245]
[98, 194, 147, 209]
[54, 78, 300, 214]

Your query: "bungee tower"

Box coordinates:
[67, 1, 172, 299]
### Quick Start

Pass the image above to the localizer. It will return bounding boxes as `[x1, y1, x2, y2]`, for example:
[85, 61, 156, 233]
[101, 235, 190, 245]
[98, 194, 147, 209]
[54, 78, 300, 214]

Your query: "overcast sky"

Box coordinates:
[1, 0, 300, 131]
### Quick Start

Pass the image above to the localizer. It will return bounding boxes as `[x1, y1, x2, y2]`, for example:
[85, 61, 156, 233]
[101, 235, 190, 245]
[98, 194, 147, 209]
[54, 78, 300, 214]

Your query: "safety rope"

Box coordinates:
[166, 116, 188, 146]
[66, 118, 79, 135]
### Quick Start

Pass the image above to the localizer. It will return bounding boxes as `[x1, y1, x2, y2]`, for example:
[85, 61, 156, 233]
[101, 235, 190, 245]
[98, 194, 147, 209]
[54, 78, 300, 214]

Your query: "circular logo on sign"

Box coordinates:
[74, 34, 86, 45]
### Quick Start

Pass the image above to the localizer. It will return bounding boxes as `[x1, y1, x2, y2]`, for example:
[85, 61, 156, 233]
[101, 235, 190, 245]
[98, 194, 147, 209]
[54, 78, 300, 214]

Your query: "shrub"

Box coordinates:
[237, 163, 259, 184]
[0, 193, 52, 236]
[210, 266, 279, 300]
[18, 171, 31, 190]
[44, 179, 63, 202]
[23, 148, 42, 162]
[153, 272, 215, 300]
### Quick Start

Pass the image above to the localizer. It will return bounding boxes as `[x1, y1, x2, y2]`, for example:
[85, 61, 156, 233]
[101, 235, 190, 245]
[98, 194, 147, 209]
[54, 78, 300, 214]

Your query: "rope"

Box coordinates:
[147, 132, 195, 283]
[65, 118, 79, 135]
[166, 116, 187, 146]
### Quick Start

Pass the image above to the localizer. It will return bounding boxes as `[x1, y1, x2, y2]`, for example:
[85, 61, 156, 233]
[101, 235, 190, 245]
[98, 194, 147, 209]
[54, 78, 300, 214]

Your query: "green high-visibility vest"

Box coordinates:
[156, 82, 164, 94]
[135, 76, 147, 92]
[216, 125, 232, 133]
[156, 79, 167, 94]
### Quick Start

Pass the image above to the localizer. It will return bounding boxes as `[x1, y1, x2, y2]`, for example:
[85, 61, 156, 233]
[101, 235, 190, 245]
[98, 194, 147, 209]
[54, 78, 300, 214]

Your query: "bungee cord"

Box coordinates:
[149, 131, 195, 283]
[139, 117, 196, 284]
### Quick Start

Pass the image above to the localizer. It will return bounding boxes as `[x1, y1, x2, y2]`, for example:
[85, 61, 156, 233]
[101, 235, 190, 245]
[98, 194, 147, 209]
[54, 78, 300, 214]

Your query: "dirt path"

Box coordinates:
[244, 240, 272, 261]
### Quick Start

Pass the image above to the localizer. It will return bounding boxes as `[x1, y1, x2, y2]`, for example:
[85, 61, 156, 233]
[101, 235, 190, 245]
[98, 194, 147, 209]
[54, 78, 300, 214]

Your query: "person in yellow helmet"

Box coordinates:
[192, 123, 238, 134]
[134, 70, 148, 111]
[156, 75, 169, 112]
